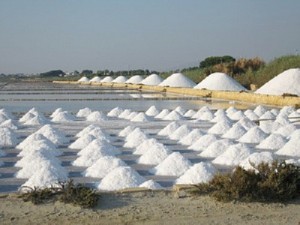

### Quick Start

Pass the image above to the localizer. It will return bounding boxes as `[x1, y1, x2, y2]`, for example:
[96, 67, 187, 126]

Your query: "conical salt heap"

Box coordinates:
[125, 75, 143, 84]
[35, 124, 67, 145]
[222, 122, 247, 139]
[139, 180, 163, 190]
[145, 106, 160, 117]
[131, 112, 151, 122]
[112, 76, 127, 83]
[0, 127, 18, 147]
[158, 121, 180, 136]
[89, 76, 102, 82]
[140, 74, 163, 86]
[51, 111, 75, 122]
[0, 119, 18, 130]
[162, 110, 185, 121]
[124, 128, 148, 148]
[276, 130, 300, 157]
[137, 141, 171, 165]
[101, 76, 113, 82]
[169, 125, 191, 140]
[107, 107, 124, 117]
[77, 76, 89, 82]
[238, 127, 268, 144]
[50, 108, 63, 118]
[69, 133, 96, 149]
[179, 129, 205, 146]
[118, 109, 132, 119]
[118, 125, 136, 137]
[86, 111, 107, 122]
[239, 152, 274, 172]
[76, 107, 92, 117]
[199, 139, 234, 158]
[155, 109, 170, 119]
[256, 133, 287, 150]
[159, 73, 196, 88]
[188, 134, 219, 151]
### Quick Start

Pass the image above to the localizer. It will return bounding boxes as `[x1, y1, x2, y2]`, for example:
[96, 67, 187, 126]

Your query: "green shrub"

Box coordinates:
[194, 161, 300, 202]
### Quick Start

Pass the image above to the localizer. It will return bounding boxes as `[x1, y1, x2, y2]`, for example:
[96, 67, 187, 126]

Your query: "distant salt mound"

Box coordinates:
[192, 106, 212, 119]
[236, 117, 257, 130]
[256, 68, 300, 96]
[101, 76, 113, 82]
[69, 134, 96, 149]
[222, 123, 247, 139]
[226, 106, 239, 115]
[195, 110, 214, 121]
[125, 112, 138, 120]
[134, 138, 162, 155]
[86, 111, 107, 122]
[112, 76, 127, 83]
[274, 124, 297, 137]
[162, 110, 185, 121]
[188, 134, 219, 151]
[155, 109, 170, 119]
[21, 164, 68, 189]
[18, 139, 61, 157]
[179, 129, 205, 146]
[256, 133, 287, 150]
[76, 124, 102, 137]
[184, 109, 196, 117]
[51, 111, 75, 122]
[174, 106, 186, 115]
[0, 127, 18, 147]
[125, 75, 143, 84]
[24, 115, 48, 126]
[150, 152, 191, 176]
[85, 156, 126, 178]
[140, 74, 163, 86]
[137, 142, 171, 165]
[212, 143, 253, 167]
[17, 133, 55, 151]
[89, 76, 102, 82]
[98, 166, 145, 191]
[194, 72, 247, 91]
[244, 109, 259, 121]
[131, 112, 151, 122]
[15, 150, 60, 168]
[253, 105, 268, 117]
[119, 125, 136, 137]
[145, 106, 160, 117]
[107, 107, 124, 117]
[118, 109, 132, 119]
[279, 106, 295, 117]
[139, 180, 163, 190]
[77, 76, 89, 82]
[169, 125, 191, 140]
[176, 162, 217, 184]
[124, 128, 148, 148]
[228, 110, 246, 121]
[276, 130, 300, 157]
[19, 109, 39, 123]
[159, 73, 196, 88]
[76, 107, 92, 117]
[208, 120, 232, 135]
[210, 112, 232, 124]
[238, 127, 268, 144]
[35, 124, 67, 145]
[158, 121, 180, 136]
[239, 152, 274, 171]
[259, 111, 276, 120]
[199, 139, 234, 158]
[50, 108, 63, 118]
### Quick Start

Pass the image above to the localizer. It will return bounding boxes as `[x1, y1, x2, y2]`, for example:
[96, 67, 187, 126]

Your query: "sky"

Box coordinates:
[0, 0, 300, 74]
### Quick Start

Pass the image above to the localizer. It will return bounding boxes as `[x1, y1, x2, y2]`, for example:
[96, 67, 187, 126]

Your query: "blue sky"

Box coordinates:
[1, 0, 299, 74]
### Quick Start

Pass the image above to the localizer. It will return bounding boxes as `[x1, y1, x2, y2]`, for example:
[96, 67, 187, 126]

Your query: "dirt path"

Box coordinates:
[0, 190, 299, 225]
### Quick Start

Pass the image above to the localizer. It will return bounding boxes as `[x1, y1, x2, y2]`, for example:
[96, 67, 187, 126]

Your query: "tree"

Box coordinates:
[200, 56, 235, 68]
[81, 70, 93, 75]
[40, 70, 65, 77]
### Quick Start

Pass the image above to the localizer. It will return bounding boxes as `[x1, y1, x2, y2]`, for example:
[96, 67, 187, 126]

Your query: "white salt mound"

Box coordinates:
[199, 139, 234, 158]
[188, 134, 219, 151]
[169, 125, 191, 140]
[76, 124, 107, 138]
[236, 117, 257, 130]
[174, 106, 186, 115]
[0, 119, 18, 130]
[112, 76, 127, 83]
[140, 74, 163, 86]
[159, 73, 196, 88]
[125, 75, 143, 84]
[89, 76, 102, 82]
[98, 166, 145, 191]
[259, 111, 276, 120]
[118, 109, 132, 119]
[69, 134, 96, 149]
[222, 123, 247, 139]
[134, 138, 163, 155]
[124, 128, 148, 148]
[0, 127, 18, 147]
[194, 72, 247, 91]
[119, 125, 136, 137]
[162, 110, 185, 121]
[76, 107, 92, 117]
[154, 109, 170, 119]
[239, 152, 274, 171]
[137, 142, 171, 165]
[145, 106, 160, 117]
[176, 162, 217, 184]
[77, 76, 89, 82]
[256, 133, 287, 150]
[226, 106, 239, 115]
[125, 112, 138, 120]
[212, 143, 253, 167]
[139, 180, 163, 190]
[150, 152, 191, 176]
[208, 120, 232, 135]
[274, 124, 297, 137]
[238, 127, 268, 144]
[256, 68, 300, 96]
[85, 156, 127, 178]
[101, 76, 113, 82]
[86, 111, 107, 122]
[18, 140, 61, 157]
[244, 109, 259, 121]
[107, 107, 124, 117]
[179, 129, 205, 146]
[276, 130, 300, 157]
[35, 124, 67, 145]
[158, 121, 180, 136]
[24, 115, 48, 126]
[131, 112, 151, 122]
[15, 150, 60, 168]
[51, 111, 75, 122]
[228, 111, 246, 121]
[50, 108, 63, 118]
[184, 109, 196, 117]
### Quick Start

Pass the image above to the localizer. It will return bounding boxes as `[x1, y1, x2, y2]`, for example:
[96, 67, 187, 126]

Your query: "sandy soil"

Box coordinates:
[0, 190, 299, 225]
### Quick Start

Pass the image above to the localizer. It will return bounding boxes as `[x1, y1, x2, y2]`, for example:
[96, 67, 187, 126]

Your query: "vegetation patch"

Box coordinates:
[19, 180, 99, 208]
[193, 161, 300, 202]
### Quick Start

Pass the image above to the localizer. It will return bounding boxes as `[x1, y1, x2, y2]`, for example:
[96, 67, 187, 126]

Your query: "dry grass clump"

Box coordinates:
[19, 180, 98, 208]
[194, 161, 300, 202]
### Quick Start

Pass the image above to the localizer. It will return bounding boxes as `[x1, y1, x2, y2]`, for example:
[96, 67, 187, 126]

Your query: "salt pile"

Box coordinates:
[107, 107, 124, 117]
[51, 111, 75, 122]
[188, 134, 219, 151]
[118, 109, 132, 119]
[210, 112, 232, 124]
[76, 124, 102, 137]
[208, 120, 232, 135]
[256, 133, 287, 150]
[15, 150, 60, 168]
[253, 105, 268, 117]
[162, 110, 185, 121]
[86, 111, 107, 122]
[124, 128, 148, 148]
[89, 76, 102, 82]
[159, 73, 196, 88]
[69, 134, 96, 149]
[195, 110, 214, 121]
[50, 108, 63, 118]
[276, 130, 300, 157]
[101, 76, 113, 82]
[174, 106, 186, 115]
[19, 108, 39, 123]
[212, 143, 253, 167]
[139, 180, 163, 189]
[239, 152, 274, 171]
[77, 76, 89, 82]
[194, 72, 247, 91]
[0, 127, 18, 147]
[125, 112, 138, 120]
[199, 139, 234, 158]
[184, 109, 196, 117]
[23, 115, 48, 126]
[259, 111, 276, 120]
[168, 125, 191, 140]
[222, 123, 247, 139]
[150, 152, 191, 176]
[35, 124, 67, 145]
[226, 106, 239, 115]
[176, 162, 216, 184]
[125, 75, 143, 84]
[134, 138, 162, 155]
[119, 125, 136, 137]
[76, 107, 92, 117]
[236, 117, 257, 130]
[244, 109, 259, 120]
[179, 129, 205, 146]
[155, 109, 170, 119]
[238, 127, 268, 144]
[112, 76, 127, 83]
[158, 121, 180, 136]
[192, 106, 212, 119]
[288, 111, 300, 122]
[137, 142, 171, 165]
[140, 74, 163, 86]
[145, 106, 160, 117]
[274, 124, 297, 137]
[98, 166, 145, 191]
[131, 112, 151, 122]
[228, 110, 246, 121]
[255, 68, 300, 96]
